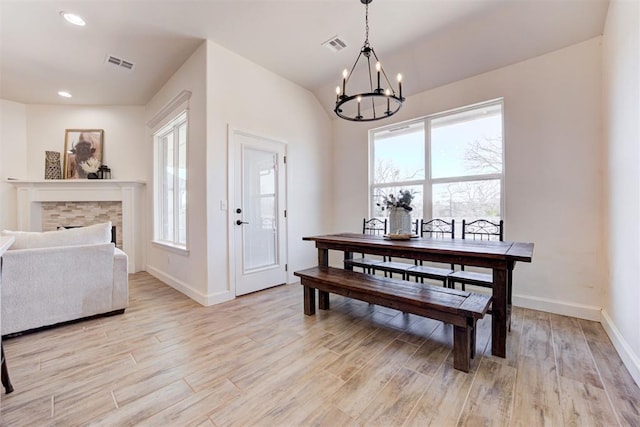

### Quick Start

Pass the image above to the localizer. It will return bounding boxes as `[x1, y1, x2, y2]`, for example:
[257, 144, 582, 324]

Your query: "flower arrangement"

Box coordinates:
[377, 189, 414, 212]
[79, 157, 101, 174]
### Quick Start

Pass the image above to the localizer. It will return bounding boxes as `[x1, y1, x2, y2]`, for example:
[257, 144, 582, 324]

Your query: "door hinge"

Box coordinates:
[283, 155, 287, 164]
[284, 209, 287, 218]
[285, 264, 288, 271]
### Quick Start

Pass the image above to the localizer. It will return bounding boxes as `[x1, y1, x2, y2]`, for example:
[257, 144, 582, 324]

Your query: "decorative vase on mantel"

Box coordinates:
[44, 151, 62, 180]
[388, 207, 412, 235]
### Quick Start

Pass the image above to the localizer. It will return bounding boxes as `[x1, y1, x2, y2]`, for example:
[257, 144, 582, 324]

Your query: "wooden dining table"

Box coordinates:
[302, 233, 534, 358]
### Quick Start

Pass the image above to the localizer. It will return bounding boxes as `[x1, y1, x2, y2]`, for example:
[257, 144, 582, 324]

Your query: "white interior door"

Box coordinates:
[232, 130, 287, 296]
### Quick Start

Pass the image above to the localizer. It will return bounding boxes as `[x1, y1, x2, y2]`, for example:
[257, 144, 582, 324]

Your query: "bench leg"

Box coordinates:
[453, 325, 471, 373]
[318, 290, 330, 310]
[303, 286, 316, 315]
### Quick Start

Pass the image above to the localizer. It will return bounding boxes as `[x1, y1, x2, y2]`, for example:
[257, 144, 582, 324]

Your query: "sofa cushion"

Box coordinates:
[1, 222, 112, 250]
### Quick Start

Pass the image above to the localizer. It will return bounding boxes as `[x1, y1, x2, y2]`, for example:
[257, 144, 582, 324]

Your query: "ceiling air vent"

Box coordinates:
[322, 36, 347, 53]
[105, 54, 135, 71]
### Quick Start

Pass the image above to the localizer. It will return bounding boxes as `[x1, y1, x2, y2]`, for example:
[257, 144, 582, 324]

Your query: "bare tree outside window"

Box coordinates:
[464, 136, 503, 174]
[433, 180, 501, 219]
[432, 134, 502, 222]
[374, 158, 424, 184]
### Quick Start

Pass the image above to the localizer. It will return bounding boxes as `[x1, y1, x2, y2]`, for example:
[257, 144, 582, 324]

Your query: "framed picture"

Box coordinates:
[63, 129, 104, 179]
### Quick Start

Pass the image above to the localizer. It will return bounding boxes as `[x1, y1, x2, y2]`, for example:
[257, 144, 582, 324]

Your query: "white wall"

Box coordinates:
[144, 43, 209, 302]
[0, 100, 27, 230]
[25, 105, 146, 180]
[144, 40, 332, 305]
[205, 40, 333, 303]
[602, 0, 640, 385]
[332, 37, 604, 320]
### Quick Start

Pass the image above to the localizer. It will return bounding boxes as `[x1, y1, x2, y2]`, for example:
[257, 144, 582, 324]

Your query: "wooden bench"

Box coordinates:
[293, 266, 492, 372]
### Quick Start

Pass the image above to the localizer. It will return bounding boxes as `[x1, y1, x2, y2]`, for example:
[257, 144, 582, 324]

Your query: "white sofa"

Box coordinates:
[0, 222, 128, 336]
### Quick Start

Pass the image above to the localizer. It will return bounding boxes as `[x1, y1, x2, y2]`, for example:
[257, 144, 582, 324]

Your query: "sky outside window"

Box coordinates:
[431, 112, 502, 179]
[373, 123, 425, 184]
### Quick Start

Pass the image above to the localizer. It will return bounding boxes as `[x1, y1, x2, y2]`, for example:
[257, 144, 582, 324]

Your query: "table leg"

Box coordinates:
[507, 260, 516, 332]
[317, 248, 330, 309]
[318, 248, 329, 267]
[343, 251, 353, 270]
[491, 267, 508, 358]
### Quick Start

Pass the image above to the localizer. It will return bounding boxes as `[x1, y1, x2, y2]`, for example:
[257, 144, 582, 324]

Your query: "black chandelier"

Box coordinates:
[334, 0, 404, 122]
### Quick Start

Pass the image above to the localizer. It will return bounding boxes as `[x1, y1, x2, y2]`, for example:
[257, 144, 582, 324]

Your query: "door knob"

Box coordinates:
[236, 220, 249, 225]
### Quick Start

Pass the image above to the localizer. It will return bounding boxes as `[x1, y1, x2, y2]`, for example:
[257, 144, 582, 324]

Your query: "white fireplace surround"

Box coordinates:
[7, 179, 145, 272]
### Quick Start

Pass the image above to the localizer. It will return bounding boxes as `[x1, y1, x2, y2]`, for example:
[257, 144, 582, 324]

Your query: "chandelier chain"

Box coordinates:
[364, 2, 370, 47]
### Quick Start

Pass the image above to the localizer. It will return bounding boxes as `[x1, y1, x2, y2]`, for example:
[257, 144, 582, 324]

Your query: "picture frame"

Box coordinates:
[63, 129, 104, 179]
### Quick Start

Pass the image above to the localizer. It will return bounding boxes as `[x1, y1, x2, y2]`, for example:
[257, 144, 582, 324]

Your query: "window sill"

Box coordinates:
[152, 240, 189, 256]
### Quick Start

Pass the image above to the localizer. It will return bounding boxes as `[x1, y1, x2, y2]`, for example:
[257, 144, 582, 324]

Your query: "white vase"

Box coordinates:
[388, 207, 412, 235]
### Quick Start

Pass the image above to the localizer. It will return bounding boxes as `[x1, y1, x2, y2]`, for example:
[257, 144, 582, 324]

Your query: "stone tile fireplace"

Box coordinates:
[8, 180, 145, 272]
[41, 201, 123, 247]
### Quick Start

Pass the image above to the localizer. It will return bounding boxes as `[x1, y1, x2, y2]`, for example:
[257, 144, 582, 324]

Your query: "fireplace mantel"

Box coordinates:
[7, 179, 146, 272]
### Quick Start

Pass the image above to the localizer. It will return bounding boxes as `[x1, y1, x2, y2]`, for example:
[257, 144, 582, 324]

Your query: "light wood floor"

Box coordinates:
[1, 272, 639, 426]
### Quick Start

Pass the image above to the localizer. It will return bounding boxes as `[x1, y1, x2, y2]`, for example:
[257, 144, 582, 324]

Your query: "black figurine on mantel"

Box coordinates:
[98, 165, 111, 179]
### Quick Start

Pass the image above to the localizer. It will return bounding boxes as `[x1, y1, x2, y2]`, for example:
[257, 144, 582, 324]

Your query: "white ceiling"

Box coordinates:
[0, 0, 609, 115]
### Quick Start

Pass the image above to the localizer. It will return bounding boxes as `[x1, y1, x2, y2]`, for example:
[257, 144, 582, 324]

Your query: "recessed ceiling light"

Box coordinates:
[60, 12, 86, 26]
[58, 91, 72, 98]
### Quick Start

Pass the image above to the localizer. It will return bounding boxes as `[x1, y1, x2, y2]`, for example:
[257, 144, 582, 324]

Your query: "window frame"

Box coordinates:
[369, 99, 505, 224]
[152, 110, 189, 252]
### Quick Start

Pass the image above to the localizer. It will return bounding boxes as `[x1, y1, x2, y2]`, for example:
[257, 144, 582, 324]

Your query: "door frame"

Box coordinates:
[227, 125, 289, 297]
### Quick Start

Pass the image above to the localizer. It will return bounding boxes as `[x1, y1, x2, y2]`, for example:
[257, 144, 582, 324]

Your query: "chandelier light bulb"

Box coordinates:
[343, 69, 348, 79]
[376, 62, 381, 71]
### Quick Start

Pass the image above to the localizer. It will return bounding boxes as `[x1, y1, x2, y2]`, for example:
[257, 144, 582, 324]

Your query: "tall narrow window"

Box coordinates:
[154, 111, 187, 248]
[370, 100, 503, 236]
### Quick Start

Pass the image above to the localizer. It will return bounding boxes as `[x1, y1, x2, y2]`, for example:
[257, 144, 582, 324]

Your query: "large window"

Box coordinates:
[370, 100, 503, 235]
[154, 110, 187, 248]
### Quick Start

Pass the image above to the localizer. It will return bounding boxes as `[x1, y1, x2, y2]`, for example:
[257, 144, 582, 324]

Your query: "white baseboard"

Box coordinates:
[600, 310, 640, 387]
[512, 293, 601, 321]
[146, 266, 234, 306]
[205, 289, 235, 306]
